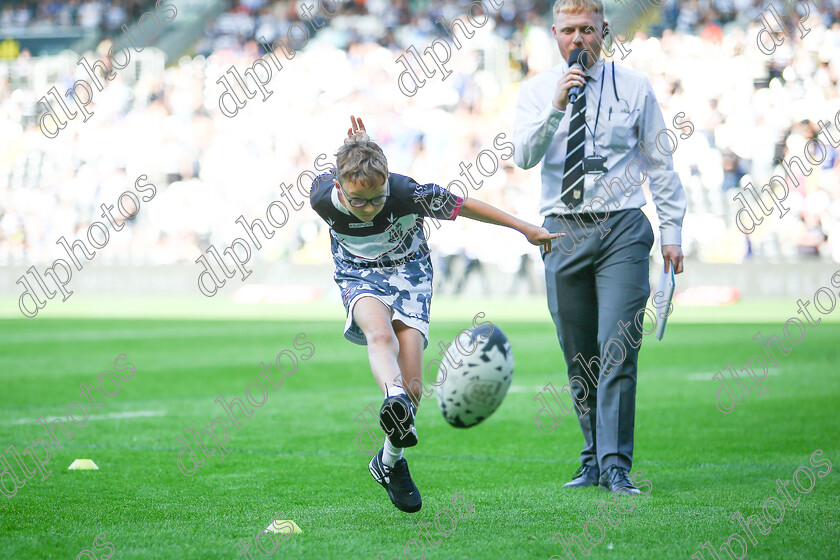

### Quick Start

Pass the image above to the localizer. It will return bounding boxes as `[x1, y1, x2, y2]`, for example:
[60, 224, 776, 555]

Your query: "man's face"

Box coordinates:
[334, 177, 389, 222]
[552, 10, 603, 68]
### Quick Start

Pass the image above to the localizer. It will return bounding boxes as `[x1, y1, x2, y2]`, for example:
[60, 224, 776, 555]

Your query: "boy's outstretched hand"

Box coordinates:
[524, 224, 565, 254]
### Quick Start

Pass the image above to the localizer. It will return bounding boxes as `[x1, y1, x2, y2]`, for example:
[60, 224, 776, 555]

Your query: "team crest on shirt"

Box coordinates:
[386, 221, 407, 243]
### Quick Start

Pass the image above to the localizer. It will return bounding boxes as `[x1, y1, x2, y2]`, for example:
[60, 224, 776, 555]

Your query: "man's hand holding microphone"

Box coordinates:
[553, 49, 588, 112]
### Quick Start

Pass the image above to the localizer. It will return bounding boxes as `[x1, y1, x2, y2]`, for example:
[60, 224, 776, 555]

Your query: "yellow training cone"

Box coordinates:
[266, 519, 302, 535]
[68, 459, 99, 470]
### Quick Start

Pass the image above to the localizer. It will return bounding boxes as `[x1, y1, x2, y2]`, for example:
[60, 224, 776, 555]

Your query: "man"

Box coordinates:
[512, 0, 686, 494]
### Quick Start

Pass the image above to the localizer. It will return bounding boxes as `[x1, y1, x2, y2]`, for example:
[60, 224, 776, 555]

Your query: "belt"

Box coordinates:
[345, 252, 418, 269]
[547, 209, 634, 222]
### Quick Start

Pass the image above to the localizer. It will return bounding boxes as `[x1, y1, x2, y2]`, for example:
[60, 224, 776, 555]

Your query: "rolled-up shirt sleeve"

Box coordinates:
[512, 80, 566, 170]
[639, 79, 686, 247]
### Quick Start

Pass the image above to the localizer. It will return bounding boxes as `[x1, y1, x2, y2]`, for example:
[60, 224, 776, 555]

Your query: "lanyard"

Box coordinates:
[583, 64, 607, 156]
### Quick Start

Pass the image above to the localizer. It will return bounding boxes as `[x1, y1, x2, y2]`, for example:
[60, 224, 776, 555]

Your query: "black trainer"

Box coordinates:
[369, 448, 422, 513]
[379, 394, 418, 447]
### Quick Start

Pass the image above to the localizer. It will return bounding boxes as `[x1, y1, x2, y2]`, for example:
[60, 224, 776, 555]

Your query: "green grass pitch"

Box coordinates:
[0, 295, 838, 559]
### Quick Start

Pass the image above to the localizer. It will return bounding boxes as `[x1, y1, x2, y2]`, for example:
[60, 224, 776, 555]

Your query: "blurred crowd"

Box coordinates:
[0, 0, 152, 31]
[10, 0, 838, 43]
[2, 0, 840, 287]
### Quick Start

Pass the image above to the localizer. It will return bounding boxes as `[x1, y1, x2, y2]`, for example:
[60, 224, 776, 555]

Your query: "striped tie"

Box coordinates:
[561, 83, 587, 209]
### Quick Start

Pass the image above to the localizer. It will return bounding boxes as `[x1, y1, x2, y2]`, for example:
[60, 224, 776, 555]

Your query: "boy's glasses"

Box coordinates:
[336, 178, 390, 208]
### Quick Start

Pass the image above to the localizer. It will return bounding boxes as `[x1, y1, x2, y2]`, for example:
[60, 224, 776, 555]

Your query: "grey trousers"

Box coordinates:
[541, 209, 654, 472]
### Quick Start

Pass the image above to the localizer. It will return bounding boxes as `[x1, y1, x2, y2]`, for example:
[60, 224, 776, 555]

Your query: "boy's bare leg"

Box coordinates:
[352, 296, 402, 393]
[393, 320, 425, 407]
[353, 295, 420, 469]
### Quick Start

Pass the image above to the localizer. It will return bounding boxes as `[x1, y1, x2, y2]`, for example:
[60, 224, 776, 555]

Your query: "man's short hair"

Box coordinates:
[335, 138, 389, 189]
[553, 0, 605, 18]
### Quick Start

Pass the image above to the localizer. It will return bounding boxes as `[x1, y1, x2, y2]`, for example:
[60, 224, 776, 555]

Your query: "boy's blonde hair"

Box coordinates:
[553, 0, 604, 18]
[335, 133, 389, 189]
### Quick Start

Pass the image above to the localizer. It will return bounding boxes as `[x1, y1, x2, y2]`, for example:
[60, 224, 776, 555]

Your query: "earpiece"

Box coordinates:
[603, 22, 610, 37]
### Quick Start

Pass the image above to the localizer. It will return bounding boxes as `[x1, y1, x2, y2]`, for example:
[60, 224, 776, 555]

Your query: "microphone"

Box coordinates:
[567, 48, 588, 105]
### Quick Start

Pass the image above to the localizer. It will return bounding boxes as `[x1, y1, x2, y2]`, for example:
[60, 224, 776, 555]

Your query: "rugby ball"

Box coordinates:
[435, 323, 514, 428]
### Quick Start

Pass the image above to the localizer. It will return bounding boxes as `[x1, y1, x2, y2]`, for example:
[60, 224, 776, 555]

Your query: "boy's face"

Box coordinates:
[334, 176, 389, 222]
[552, 10, 603, 68]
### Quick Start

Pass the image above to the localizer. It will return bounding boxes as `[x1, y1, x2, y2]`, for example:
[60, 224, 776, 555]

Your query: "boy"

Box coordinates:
[309, 116, 561, 513]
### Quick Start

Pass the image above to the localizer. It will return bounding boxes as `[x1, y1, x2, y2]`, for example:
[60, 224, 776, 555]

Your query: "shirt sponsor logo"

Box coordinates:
[429, 196, 446, 211]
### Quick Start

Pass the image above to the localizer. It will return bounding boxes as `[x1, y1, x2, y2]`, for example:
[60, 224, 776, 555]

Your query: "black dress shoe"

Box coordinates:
[563, 464, 600, 488]
[599, 465, 641, 494]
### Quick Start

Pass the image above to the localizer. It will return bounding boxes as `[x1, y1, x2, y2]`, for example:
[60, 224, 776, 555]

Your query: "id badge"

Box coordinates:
[583, 156, 607, 174]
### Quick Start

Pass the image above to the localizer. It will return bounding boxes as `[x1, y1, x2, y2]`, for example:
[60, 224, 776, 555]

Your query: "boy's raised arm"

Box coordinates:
[458, 197, 564, 252]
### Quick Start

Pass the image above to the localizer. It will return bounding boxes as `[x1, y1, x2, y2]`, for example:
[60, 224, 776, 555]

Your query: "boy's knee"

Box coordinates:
[367, 328, 398, 350]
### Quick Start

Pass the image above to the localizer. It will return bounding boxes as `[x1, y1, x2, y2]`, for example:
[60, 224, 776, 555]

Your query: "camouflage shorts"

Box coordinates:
[335, 254, 433, 350]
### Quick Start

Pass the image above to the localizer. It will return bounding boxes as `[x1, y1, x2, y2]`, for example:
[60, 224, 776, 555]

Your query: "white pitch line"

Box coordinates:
[352, 372, 781, 400]
[685, 369, 780, 381]
[5, 410, 166, 426]
[507, 385, 547, 394]
[355, 385, 545, 401]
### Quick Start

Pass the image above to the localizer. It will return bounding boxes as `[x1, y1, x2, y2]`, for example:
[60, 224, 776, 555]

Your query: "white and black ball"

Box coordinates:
[435, 323, 514, 428]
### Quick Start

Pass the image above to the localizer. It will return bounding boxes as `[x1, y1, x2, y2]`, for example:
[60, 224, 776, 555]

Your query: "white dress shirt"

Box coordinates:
[512, 59, 687, 246]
